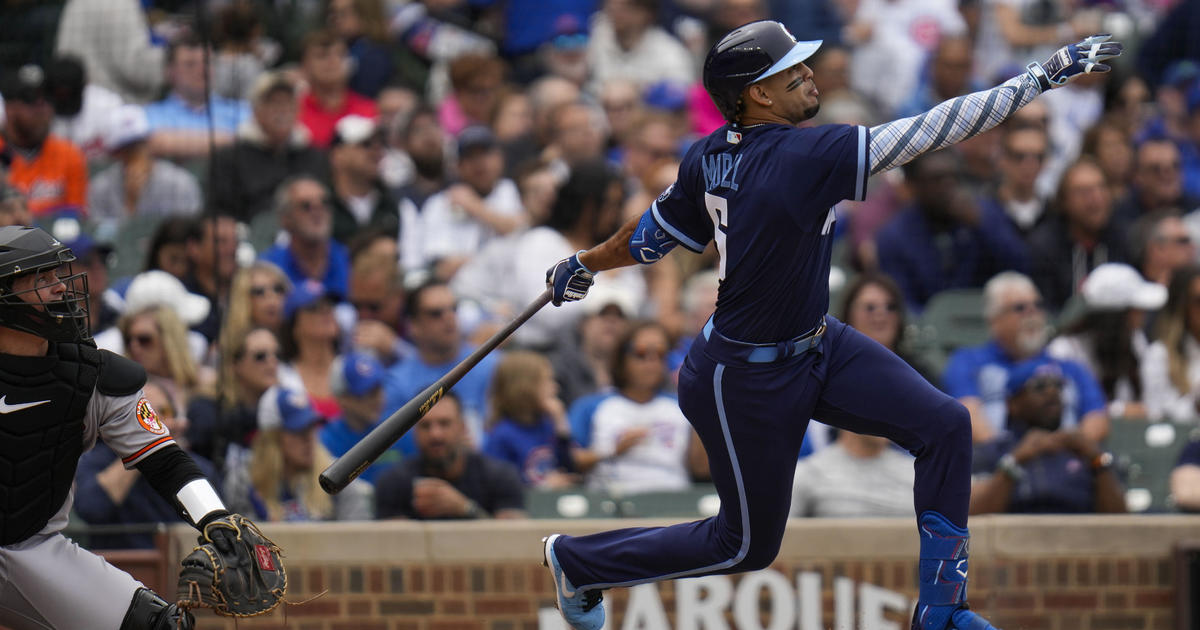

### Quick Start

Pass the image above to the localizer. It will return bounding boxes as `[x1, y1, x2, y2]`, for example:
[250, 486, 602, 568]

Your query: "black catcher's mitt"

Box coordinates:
[177, 513, 287, 617]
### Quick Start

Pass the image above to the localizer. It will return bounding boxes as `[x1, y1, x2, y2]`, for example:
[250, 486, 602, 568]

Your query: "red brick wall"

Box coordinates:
[186, 554, 1179, 630]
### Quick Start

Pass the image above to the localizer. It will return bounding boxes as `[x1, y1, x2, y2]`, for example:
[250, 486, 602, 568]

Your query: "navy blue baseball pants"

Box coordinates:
[553, 316, 972, 591]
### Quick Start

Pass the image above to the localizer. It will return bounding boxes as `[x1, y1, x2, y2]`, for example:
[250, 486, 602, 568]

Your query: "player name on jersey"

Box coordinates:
[701, 153, 743, 192]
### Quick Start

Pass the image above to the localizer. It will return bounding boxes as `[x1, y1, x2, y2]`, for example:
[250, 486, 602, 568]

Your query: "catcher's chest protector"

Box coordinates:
[0, 342, 100, 545]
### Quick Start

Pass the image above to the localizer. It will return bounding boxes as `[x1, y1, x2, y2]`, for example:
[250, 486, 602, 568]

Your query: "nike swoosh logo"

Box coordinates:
[0, 395, 51, 414]
[559, 569, 576, 598]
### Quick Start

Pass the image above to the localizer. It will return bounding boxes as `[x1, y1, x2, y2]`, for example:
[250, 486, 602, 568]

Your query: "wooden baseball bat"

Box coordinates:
[319, 289, 553, 494]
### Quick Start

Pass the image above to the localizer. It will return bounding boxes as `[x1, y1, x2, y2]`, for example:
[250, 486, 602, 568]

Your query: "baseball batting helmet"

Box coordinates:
[702, 20, 822, 122]
[0, 225, 90, 343]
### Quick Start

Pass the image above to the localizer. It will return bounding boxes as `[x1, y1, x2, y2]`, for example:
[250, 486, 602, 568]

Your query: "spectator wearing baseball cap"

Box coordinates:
[1, 63, 89, 217]
[87, 104, 203, 222]
[1047, 263, 1166, 419]
[970, 356, 1126, 516]
[320, 352, 402, 484]
[402, 125, 526, 278]
[45, 55, 127, 160]
[223, 385, 374, 522]
[278, 279, 344, 422]
[328, 115, 400, 245]
[209, 72, 329, 222]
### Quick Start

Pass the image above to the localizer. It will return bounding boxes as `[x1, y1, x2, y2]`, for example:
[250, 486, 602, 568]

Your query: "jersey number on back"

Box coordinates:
[704, 192, 729, 280]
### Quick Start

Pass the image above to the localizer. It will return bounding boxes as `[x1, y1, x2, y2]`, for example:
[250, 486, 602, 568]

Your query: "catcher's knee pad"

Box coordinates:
[121, 587, 195, 630]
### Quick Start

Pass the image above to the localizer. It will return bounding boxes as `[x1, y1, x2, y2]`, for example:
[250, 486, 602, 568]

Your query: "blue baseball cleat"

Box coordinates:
[911, 512, 1001, 630]
[543, 534, 605, 630]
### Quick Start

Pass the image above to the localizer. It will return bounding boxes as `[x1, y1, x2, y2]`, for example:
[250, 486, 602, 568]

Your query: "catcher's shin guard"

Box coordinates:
[911, 512, 999, 630]
[120, 587, 195, 630]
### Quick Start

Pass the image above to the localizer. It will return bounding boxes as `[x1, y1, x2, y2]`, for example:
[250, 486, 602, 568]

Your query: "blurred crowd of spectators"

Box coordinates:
[3, 0, 1200, 542]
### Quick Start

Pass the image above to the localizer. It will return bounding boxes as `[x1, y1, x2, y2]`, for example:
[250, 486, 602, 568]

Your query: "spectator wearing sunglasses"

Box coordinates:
[328, 115, 400, 245]
[221, 261, 293, 350]
[279, 280, 343, 421]
[574, 321, 709, 495]
[187, 326, 283, 463]
[944, 272, 1109, 444]
[382, 280, 500, 455]
[346, 248, 411, 367]
[969, 359, 1126, 516]
[260, 175, 352, 300]
[839, 272, 935, 383]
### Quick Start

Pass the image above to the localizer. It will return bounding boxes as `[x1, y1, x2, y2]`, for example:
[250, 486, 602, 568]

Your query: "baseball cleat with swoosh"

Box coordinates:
[543, 535, 604, 630]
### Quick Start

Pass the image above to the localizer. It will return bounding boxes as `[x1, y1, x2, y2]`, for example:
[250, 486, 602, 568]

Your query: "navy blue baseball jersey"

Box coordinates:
[653, 123, 869, 343]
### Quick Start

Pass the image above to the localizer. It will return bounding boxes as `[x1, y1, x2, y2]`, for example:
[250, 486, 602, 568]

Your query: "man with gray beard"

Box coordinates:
[942, 271, 1109, 444]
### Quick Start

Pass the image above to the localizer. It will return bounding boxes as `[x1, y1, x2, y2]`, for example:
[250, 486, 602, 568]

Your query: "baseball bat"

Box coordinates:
[320, 289, 553, 494]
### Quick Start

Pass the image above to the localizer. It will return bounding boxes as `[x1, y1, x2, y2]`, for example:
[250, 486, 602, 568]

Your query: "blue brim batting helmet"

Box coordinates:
[703, 20, 822, 123]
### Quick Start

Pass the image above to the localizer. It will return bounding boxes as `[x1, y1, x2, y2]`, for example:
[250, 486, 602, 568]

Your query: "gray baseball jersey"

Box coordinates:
[0, 388, 175, 630]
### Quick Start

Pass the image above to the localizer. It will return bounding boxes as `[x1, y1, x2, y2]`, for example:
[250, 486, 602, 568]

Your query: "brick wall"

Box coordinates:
[167, 516, 1197, 630]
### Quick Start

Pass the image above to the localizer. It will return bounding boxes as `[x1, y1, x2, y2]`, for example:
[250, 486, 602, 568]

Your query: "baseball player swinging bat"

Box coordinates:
[320, 289, 553, 494]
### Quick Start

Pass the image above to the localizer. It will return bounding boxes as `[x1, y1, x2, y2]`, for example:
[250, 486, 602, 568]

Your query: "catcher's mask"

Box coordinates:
[0, 226, 90, 343]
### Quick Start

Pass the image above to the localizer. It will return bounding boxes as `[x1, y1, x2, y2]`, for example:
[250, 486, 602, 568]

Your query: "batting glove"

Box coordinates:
[1026, 34, 1123, 92]
[546, 251, 595, 307]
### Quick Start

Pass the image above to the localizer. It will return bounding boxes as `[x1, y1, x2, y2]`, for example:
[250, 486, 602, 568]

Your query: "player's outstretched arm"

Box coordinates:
[867, 34, 1122, 175]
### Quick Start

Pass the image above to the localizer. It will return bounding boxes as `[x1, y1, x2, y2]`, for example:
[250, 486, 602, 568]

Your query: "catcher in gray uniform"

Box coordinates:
[0, 226, 282, 629]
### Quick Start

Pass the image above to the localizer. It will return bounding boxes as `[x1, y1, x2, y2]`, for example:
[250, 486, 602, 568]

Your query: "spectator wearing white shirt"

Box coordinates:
[44, 56, 125, 160]
[791, 430, 915, 518]
[586, 0, 695, 92]
[583, 322, 708, 495]
[402, 125, 526, 280]
[1142, 265, 1200, 423]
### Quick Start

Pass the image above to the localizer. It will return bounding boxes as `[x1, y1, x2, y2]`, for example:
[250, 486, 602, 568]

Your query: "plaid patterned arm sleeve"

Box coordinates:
[868, 73, 1042, 176]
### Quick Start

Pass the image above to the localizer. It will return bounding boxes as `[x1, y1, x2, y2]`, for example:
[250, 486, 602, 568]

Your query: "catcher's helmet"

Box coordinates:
[0, 225, 90, 343]
[702, 20, 822, 122]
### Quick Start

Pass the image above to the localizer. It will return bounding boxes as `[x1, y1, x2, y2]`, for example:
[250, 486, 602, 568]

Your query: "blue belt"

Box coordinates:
[701, 317, 826, 363]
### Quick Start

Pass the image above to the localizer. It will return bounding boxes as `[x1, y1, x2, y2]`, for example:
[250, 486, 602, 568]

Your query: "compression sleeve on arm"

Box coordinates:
[868, 73, 1042, 175]
[136, 444, 227, 526]
[629, 208, 680, 264]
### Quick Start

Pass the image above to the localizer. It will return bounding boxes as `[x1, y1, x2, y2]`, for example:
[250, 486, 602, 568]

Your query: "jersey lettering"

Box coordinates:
[701, 154, 743, 192]
[704, 192, 730, 280]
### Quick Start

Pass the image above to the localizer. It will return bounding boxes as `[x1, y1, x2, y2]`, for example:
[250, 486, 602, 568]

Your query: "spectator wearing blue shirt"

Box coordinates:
[321, 352, 402, 484]
[875, 149, 1029, 313]
[74, 379, 221, 548]
[381, 280, 499, 455]
[483, 351, 580, 488]
[969, 359, 1126, 515]
[143, 35, 250, 160]
[943, 272, 1110, 444]
[1171, 438, 1200, 512]
[260, 175, 352, 299]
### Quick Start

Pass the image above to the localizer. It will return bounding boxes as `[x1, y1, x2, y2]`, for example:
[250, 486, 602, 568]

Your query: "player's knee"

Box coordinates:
[737, 537, 783, 572]
[933, 398, 972, 448]
[120, 587, 195, 630]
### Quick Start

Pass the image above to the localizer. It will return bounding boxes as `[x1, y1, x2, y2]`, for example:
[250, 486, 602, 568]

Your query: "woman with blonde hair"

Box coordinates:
[120, 304, 200, 401]
[484, 351, 582, 488]
[186, 326, 282, 462]
[223, 385, 372, 521]
[221, 260, 291, 347]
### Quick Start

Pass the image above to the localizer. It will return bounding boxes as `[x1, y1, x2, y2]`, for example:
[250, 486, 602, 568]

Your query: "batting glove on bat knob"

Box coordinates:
[1026, 34, 1122, 91]
[546, 251, 595, 307]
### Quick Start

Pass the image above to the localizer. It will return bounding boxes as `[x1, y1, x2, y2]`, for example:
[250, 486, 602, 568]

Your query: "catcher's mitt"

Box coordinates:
[177, 513, 287, 617]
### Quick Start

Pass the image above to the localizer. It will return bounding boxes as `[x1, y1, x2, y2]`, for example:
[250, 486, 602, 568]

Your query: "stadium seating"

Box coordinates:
[1106, 418, 1199, 512]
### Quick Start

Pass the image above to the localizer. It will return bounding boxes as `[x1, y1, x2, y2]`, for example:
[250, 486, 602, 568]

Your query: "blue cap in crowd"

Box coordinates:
[335, 351, 385, 397]
[259, 385, 322, 433]
[457, 125, 498, 156]
[1005, 358, 1065, 397]
[284, 279, 333, 320]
